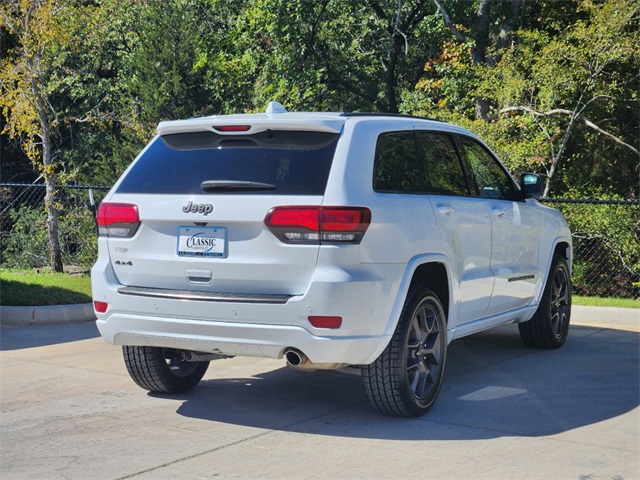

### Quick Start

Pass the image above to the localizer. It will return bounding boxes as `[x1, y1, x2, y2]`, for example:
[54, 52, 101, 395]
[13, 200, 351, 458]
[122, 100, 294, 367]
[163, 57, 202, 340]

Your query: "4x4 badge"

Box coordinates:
[182, 201, 213, 216]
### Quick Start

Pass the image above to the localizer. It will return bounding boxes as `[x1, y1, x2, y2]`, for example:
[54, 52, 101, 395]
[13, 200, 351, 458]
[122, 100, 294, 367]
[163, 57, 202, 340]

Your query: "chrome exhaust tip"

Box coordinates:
[284, 348, 306, 367]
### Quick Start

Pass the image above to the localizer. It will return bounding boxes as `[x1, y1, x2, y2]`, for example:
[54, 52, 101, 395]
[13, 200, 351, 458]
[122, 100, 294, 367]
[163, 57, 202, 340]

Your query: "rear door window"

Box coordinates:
[117, 130, 339, 195]
[373, 130, 469, 196]
[415, 132, 469, 196]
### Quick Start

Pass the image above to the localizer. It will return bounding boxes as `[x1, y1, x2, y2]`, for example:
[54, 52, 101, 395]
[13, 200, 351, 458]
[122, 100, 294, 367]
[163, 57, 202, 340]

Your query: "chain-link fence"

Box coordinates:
[1, 183, 639, 299]
[0, 183, 111, 270]
[539, 198, 639, 300]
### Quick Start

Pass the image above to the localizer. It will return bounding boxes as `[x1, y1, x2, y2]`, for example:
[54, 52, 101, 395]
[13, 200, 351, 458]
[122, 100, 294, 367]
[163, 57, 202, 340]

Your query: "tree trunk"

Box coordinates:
[494, 0, 524, 54]
[472, 0, 490, 120]
[385, 36, 402, 113]
[45, 171, 63, 273]
[36, 85, 63, 272]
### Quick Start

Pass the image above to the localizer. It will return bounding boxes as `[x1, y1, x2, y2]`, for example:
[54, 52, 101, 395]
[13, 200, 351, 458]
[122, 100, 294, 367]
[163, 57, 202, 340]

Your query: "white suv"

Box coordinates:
[92, 102, 572, 417]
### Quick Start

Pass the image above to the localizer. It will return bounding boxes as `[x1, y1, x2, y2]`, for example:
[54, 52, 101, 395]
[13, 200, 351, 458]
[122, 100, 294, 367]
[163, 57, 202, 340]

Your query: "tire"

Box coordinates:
[122, 346, 209, 393]
[519, 254, 571, 349]
[362, 287, 447, 418]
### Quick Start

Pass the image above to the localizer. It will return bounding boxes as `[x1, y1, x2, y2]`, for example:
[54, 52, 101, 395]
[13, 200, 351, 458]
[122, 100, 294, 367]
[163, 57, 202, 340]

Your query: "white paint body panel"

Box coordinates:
[92, 113, 572, 365]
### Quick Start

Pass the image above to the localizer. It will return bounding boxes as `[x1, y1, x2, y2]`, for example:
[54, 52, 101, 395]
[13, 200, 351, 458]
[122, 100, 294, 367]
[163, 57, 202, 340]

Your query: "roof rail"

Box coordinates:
[341, 112, 442, 122]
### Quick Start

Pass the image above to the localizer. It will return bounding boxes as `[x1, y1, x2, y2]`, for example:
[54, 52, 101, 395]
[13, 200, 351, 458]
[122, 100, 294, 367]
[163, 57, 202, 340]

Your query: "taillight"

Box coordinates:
[264, 206, 371, 244]
[96, 203, 140, 238]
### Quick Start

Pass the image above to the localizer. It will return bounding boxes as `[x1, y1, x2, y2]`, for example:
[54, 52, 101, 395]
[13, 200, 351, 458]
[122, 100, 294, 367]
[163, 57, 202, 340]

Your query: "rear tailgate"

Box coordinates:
[103, 126, 342, 296]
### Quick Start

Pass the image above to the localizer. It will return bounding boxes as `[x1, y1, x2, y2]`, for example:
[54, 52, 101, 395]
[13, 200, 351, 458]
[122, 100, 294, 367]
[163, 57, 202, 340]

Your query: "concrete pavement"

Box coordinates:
[0, 310, 638, 479]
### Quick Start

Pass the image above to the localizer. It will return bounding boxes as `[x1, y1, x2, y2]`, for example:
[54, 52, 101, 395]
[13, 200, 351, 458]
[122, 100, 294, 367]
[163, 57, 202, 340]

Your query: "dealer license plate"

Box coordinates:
[177, 226, 227, 258]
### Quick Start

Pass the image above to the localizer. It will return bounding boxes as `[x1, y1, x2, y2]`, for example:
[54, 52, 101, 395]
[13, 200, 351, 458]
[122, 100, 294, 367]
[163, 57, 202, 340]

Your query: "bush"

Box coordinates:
[1, 204, 98, 269]
[550, 199, 640, 299]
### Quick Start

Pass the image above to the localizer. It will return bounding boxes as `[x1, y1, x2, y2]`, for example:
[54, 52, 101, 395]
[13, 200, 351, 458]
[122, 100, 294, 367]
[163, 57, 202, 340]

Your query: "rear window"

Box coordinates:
[116, 130, 339, 195]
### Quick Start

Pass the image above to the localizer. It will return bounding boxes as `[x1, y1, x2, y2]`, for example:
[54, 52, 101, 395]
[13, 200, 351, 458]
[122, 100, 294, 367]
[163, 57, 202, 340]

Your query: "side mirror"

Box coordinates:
[519, 173, 542, 199]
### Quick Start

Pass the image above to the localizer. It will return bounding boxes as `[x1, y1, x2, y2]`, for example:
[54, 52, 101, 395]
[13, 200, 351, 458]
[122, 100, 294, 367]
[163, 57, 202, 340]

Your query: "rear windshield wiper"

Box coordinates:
[200, 180, 276, 192]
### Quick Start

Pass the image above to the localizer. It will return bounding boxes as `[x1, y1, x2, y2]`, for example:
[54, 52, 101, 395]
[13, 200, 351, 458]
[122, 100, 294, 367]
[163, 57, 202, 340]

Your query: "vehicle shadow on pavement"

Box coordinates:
[0, 321, 99, 350]
[168, 324, 639, 440]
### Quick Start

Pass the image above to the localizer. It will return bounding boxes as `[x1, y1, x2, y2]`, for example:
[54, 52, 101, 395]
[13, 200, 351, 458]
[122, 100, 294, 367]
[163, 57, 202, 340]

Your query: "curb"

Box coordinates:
[0, 303, 96, 325]
[572, 305, 639, 331]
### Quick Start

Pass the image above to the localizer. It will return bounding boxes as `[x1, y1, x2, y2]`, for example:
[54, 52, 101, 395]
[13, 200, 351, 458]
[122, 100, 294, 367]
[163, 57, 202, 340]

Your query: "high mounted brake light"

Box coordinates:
[264, 206, 371, 244]
[97, 203, 140, 238]
[213, 125, 251, 132]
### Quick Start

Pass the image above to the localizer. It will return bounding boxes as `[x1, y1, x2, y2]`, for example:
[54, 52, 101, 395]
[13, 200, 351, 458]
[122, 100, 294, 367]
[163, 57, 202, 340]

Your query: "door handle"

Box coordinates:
[437, 204, 455, 215]
[492, 207, 506, 217]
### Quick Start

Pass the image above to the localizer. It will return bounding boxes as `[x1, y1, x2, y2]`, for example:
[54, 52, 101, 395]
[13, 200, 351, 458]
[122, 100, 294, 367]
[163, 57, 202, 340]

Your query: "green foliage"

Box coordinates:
[480, 0, 639, 197]
[2, 203, 98, 269]
[550, 193, 640, 298]
[403, 0, 639, 199]
[203, 0, 446, 113]
[560, 197, 639, 270]
[2, 206, 48, 268]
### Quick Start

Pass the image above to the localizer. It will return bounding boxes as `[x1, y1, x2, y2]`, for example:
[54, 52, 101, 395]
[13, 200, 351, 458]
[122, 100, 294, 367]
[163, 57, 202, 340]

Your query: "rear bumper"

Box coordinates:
[96, 313, 388, 364]
[92, 254, 403, 365]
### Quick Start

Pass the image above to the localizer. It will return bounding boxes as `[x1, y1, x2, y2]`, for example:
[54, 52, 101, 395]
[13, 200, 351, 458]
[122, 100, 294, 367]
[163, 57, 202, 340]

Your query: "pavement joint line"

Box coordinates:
[113, 403, 361, 479]
[530, 433, 639, 453]
[114, 431, 274, 480]
[425, 417, 541, 439]
[424, 416, 593, 441]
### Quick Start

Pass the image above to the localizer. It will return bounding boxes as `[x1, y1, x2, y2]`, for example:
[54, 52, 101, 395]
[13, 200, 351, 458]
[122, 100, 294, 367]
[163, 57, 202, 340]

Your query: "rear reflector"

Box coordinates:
[97, 203, 140, 238]
[264, 206, 371, 244]
[94, 301, 108, 313]
[213, 125, 251, 132]
[308, 316, 342, 329]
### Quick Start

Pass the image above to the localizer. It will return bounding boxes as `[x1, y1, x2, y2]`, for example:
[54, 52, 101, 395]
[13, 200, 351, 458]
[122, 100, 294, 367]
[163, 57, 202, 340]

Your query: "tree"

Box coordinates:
[487, 0, 640, 196]
[406, 0, 639, 198]
[365, 0, 435, 113]
[433, 0, 525, 119]
[0, 0, 74, 271]
[217, 0, 443, 113]
[124, 0, 215, 133]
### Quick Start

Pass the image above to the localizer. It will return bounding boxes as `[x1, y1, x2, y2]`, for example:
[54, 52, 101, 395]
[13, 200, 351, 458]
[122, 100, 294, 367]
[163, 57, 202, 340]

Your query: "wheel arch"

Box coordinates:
[553, 240, 572, 273]
[531, 237, 572, 309]
[383, 254, 453, 338]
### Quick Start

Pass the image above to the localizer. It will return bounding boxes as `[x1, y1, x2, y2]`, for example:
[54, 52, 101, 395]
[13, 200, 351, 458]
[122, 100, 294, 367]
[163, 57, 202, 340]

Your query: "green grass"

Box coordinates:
[573, 295, 640, 309]
[0, 268, 92, 306]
